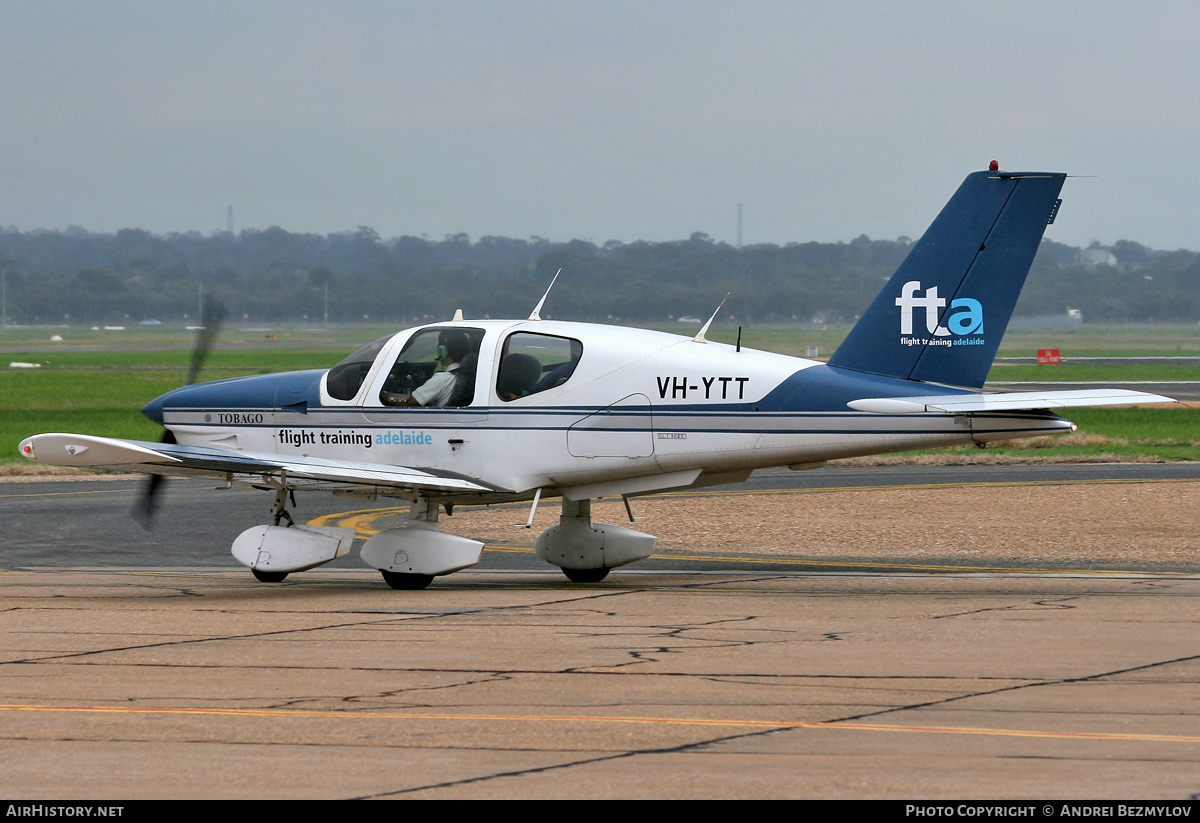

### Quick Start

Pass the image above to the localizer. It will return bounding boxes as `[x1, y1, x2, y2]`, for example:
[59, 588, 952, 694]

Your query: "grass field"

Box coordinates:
[3, 321, 1197, 466]
[933, 407, 1200, 462]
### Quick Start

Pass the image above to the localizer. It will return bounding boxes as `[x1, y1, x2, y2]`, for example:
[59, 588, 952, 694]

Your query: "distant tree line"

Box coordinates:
[0, 224, 1196, 326]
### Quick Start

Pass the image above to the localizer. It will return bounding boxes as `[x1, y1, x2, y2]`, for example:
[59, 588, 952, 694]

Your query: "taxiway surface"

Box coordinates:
[2, 464, 1199, 799]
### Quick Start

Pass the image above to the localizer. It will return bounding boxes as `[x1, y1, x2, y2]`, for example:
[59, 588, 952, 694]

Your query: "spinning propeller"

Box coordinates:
[134, 295, 226, 528]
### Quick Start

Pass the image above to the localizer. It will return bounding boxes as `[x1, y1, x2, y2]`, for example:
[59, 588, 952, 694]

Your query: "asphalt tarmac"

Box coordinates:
[3, 463, 1200, 799]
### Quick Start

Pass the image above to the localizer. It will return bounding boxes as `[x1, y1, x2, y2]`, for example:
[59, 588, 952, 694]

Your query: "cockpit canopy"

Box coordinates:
[323, 325, 584, 407]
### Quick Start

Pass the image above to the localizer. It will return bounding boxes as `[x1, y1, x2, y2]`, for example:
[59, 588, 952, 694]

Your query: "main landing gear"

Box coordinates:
[364, 496, 654, 587]
[361, 497, 485, 590]
[535, 498, 654, 583]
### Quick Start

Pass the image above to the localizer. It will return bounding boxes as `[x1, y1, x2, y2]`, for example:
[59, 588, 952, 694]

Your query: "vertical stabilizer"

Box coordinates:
[827, 169, 1065, 388]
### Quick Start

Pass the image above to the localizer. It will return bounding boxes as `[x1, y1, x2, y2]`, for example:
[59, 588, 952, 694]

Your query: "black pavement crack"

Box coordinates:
[931, 595, 1080, 619]
[828, 651, 1200, 724]
[352, 725, 791, 799]
[0, 585, 653, 666]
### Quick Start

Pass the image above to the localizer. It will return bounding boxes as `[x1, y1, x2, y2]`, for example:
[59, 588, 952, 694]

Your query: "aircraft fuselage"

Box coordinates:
[144, 319, 1070, 503]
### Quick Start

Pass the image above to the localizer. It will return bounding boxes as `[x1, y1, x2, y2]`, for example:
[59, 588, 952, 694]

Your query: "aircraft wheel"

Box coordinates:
[252, 569, 288, 583]
[562, 567, 609, 583]
[381, 571, 434, 590]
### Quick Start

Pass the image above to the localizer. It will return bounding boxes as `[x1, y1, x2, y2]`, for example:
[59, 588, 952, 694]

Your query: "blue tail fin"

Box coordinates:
[827, 169, 1066, 388]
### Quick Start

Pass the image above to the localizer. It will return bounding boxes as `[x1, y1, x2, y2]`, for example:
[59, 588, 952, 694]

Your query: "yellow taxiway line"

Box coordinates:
[2, 702, 1197, 745]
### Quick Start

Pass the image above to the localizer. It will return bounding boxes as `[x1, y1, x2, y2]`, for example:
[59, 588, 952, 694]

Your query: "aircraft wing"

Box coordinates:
[18, 433, 500, 494]
[847, 388, 1176, 415]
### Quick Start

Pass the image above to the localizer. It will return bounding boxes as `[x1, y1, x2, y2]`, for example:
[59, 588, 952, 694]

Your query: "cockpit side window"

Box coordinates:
[378, 327, 484, 407]
[326, 334, 395, 401]
[497, 332, 583, 401]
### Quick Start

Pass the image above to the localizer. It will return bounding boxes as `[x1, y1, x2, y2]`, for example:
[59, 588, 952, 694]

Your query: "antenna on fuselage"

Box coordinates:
[528, 268, 561, 321]
[693, 293, 729, 344]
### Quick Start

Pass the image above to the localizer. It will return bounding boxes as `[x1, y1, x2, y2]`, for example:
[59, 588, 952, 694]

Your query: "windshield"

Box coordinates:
[325, 334, 396, 401]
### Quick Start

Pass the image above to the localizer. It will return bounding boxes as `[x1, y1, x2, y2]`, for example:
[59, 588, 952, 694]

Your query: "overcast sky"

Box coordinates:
[2, 0, 1197, 250]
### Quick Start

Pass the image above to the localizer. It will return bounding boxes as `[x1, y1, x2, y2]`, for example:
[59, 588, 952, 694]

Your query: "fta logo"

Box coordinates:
[895, 280, 984, 338]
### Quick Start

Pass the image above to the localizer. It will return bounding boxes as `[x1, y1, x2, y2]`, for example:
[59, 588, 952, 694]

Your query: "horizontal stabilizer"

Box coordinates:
[847, 389, 1176, 414]
[19, 433, 500, 494]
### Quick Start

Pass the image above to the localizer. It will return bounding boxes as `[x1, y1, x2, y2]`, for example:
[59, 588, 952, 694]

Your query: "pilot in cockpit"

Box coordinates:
[383, 331, 471, 407]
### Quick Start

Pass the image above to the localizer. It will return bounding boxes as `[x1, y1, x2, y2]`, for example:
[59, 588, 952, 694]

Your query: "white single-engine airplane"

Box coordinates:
[19, 166, 1175, 588]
